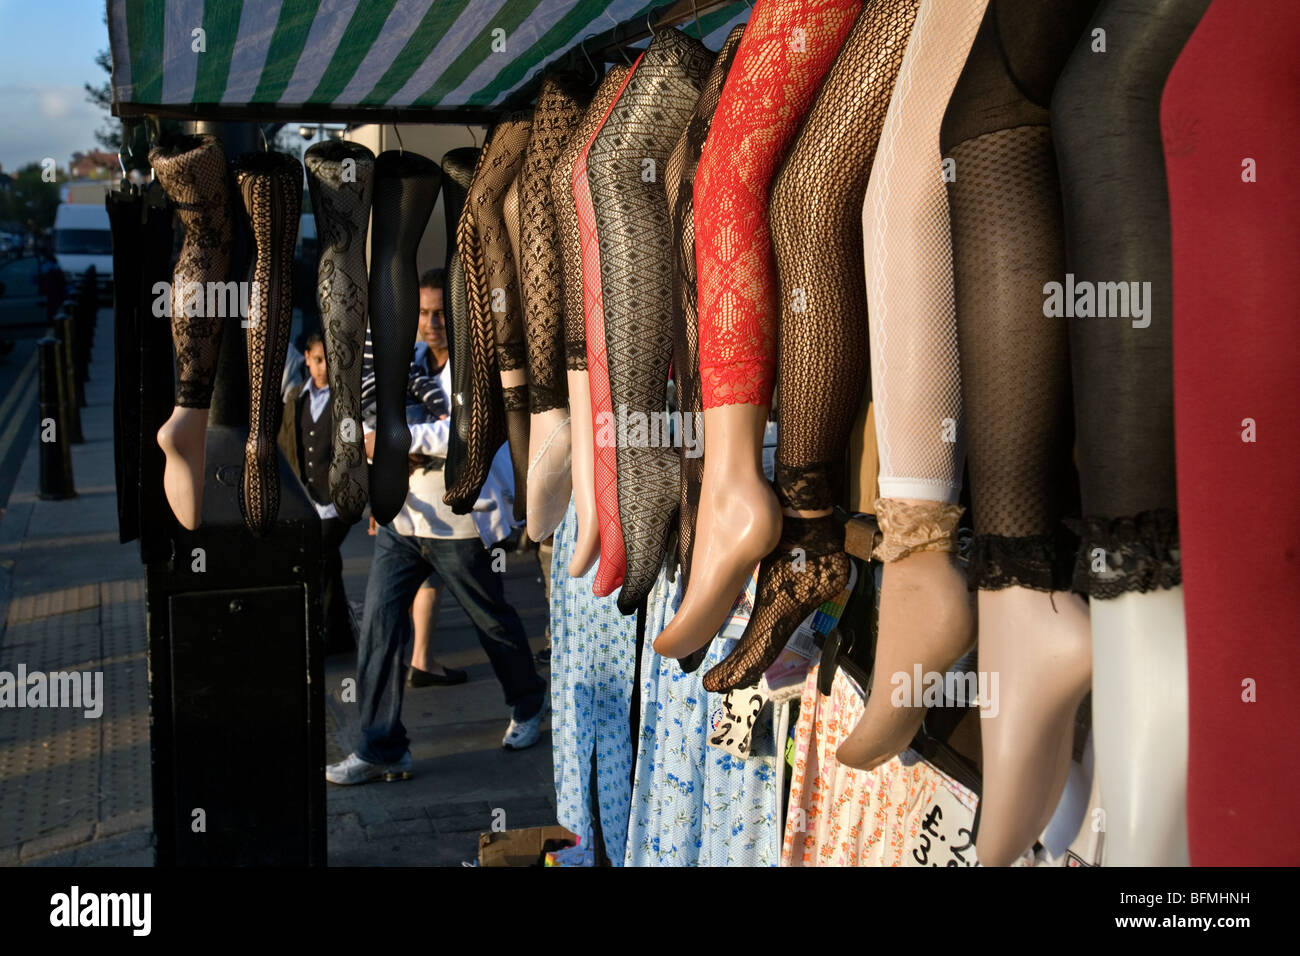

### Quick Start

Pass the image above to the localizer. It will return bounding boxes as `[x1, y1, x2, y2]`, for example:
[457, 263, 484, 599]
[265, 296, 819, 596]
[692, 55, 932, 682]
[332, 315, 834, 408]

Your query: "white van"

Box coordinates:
[53, 202, 113, 299]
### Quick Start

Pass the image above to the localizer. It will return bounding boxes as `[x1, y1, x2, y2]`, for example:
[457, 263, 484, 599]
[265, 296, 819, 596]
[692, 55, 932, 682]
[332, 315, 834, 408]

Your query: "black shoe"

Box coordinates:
[406, 664, 468, 688]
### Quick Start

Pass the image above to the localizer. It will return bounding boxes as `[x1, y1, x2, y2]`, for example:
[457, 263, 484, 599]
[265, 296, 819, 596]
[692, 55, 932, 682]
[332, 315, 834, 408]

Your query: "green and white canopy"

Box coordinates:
[108, 0, 751, 122]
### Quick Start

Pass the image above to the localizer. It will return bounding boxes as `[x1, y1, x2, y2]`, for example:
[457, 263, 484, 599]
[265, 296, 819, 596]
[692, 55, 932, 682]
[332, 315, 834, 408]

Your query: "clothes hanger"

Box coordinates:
[603, 10, 634, 66]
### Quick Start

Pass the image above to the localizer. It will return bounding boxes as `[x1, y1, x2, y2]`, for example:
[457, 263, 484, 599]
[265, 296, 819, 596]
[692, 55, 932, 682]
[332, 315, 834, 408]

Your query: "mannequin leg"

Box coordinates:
[1164, 0, 1300, 865]
[575, 65, 639, 597]
[1091, 588, 1189, 865]
[148, 133, 233, 530]
[665, 27, 745, 630]
[936, 0, 1101, 864]
[1053, 0, 1209, 866]
[232, 151, 302, 536]
[589, 28, 714, 615]
[305, 140, 374, 525]
[974, 589, 1092, 867]
[368, 149, 442, 524]
[704, 0, 921, 692]
[475, 114, 534, 524]
[443, 145, 508, 515]
[440, 146, 480, 493]
[553, 66, 631, 579]
[829, 0, 985, 730]
[654, 0, 862, 659]
[521, 75, 588, 543]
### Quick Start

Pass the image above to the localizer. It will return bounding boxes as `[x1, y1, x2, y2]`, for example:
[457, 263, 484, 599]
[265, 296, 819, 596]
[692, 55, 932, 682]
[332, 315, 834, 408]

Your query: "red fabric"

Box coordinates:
[693, 0, 862, 408]
[575, 55, 642, 597]
[1163, 0, 1300, 866]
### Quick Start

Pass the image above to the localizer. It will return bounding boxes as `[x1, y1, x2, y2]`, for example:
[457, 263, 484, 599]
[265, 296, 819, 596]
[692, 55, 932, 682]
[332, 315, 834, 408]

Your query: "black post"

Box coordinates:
[37, 335, 76, 499]
[55, 314, 84, 443]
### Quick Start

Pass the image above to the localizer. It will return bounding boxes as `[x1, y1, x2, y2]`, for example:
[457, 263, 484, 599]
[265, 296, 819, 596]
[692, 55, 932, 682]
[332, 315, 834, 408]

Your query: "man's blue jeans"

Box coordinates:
[355, 526, 545, 764]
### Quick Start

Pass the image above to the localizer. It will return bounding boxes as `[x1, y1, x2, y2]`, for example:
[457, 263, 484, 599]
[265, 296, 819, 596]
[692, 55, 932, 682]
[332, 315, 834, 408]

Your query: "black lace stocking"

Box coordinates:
[368, 149, 442, 524]
[440, 146, 479, 491]
[554, 70, 627, 372]
[521, 74, 589, 413]
[305, 139, 374, 525]
[444, 142, 508, 514]
[149, 134, 233, 409]
[232, 151, 302, 536]
[703, 515, 849, 692]
[941, 0, 1096, 590]
[588, 27, 715, 614]
[472, 113, 534, 520]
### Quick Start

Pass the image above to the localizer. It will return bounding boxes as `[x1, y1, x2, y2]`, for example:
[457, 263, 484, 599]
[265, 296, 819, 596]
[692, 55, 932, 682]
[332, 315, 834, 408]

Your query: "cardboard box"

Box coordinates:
[477, 825, 578, 867]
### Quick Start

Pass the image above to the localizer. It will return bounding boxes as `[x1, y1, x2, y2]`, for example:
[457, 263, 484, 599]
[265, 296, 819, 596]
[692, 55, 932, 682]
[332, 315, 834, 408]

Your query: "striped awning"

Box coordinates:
[108, 0, 751, 123]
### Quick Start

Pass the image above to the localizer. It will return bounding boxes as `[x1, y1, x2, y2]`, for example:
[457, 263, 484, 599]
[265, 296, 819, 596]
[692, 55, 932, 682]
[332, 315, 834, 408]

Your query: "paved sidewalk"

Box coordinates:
[0, 305, 558, 867]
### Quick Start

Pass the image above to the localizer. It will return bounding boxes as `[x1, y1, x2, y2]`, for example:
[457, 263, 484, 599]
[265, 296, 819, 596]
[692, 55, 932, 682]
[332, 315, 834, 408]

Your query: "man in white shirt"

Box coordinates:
[327, 271, 547, 786]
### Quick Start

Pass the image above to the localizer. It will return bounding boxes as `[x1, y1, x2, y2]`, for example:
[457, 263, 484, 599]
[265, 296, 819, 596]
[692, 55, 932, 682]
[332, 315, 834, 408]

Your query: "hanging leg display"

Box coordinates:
[232, 150, 302, 536]
[304, 140, 374, 526]
[654, 0, 863, 660]
[368, 148, 441, 525]
[553, 66, 629, 579]
[1052, 0, 1210, 867]
[1163, 0, 1300, 866]
[664, 25, 747, 670]
[588, 27, 714, 615]
[470, 113, 534, 523]
[834, 0, 982, 763]
[440, 146, 481, 492]
[706, 0, 922, 694]
[520, 74, 590, 543]
[576, 60, 642, 597]
[149, 133, 234, 530]
[935, 0, 1099, 867]
[444, 143, 508, 514]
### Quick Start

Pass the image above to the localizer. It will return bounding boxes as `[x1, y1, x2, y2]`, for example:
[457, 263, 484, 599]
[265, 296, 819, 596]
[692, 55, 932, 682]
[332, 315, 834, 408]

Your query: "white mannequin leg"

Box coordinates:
[1091, 586, 1189, 866]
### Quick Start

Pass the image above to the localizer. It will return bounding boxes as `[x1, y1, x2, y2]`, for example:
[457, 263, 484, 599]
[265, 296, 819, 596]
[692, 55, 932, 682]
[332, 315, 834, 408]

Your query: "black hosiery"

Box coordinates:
[368, 149, 442, 525]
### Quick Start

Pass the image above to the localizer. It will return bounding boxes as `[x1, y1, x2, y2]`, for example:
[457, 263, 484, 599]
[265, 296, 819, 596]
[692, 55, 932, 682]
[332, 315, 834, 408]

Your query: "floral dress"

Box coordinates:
[624, 569, 783, 866]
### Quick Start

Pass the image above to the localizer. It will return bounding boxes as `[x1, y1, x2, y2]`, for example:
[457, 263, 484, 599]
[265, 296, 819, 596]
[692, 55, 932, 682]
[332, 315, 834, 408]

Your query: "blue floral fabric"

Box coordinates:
[549, 497, 639, 864]
[624, 569, 783, 866]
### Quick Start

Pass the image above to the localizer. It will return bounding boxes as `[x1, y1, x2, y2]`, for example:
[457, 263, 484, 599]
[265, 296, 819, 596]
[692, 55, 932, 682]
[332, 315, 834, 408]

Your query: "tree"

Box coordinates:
[0, 163, 63, 233]
[85, 47, 119, 153]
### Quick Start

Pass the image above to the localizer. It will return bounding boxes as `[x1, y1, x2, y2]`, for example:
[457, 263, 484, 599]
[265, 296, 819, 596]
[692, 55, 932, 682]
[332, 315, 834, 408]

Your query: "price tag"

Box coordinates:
[707, 686, 767, 759]
[901, 775, 979, 868]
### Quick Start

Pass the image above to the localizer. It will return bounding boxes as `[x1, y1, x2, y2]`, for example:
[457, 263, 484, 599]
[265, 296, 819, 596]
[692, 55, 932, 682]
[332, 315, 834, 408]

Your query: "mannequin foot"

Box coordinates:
[526, 408, 572, 543]
[615, 446, 681, 615]
[370, 420, 413, 524]
[569, 505, 601, 578]
[837, 550, 974, 770]
[974, 588, 1091, 867]
[157, 406, 210, 530]
[653, 450, 780, 659]
[704, 514, 849, 692]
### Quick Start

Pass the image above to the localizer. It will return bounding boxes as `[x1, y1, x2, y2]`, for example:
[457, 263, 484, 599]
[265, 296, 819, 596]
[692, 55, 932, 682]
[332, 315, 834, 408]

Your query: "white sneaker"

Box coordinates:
[502, 697, 550, 751]
[325, 750, 413, 785]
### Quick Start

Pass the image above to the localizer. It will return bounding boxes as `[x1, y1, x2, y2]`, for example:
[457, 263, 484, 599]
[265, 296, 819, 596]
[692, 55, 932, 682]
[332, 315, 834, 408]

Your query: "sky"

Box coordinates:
[0, 0, 116, 175]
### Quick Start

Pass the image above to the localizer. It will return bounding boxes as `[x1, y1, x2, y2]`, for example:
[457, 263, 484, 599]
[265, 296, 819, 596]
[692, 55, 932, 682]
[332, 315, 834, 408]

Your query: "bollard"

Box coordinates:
[37, 336, 76, 500]
[54, 315, 84, 444]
